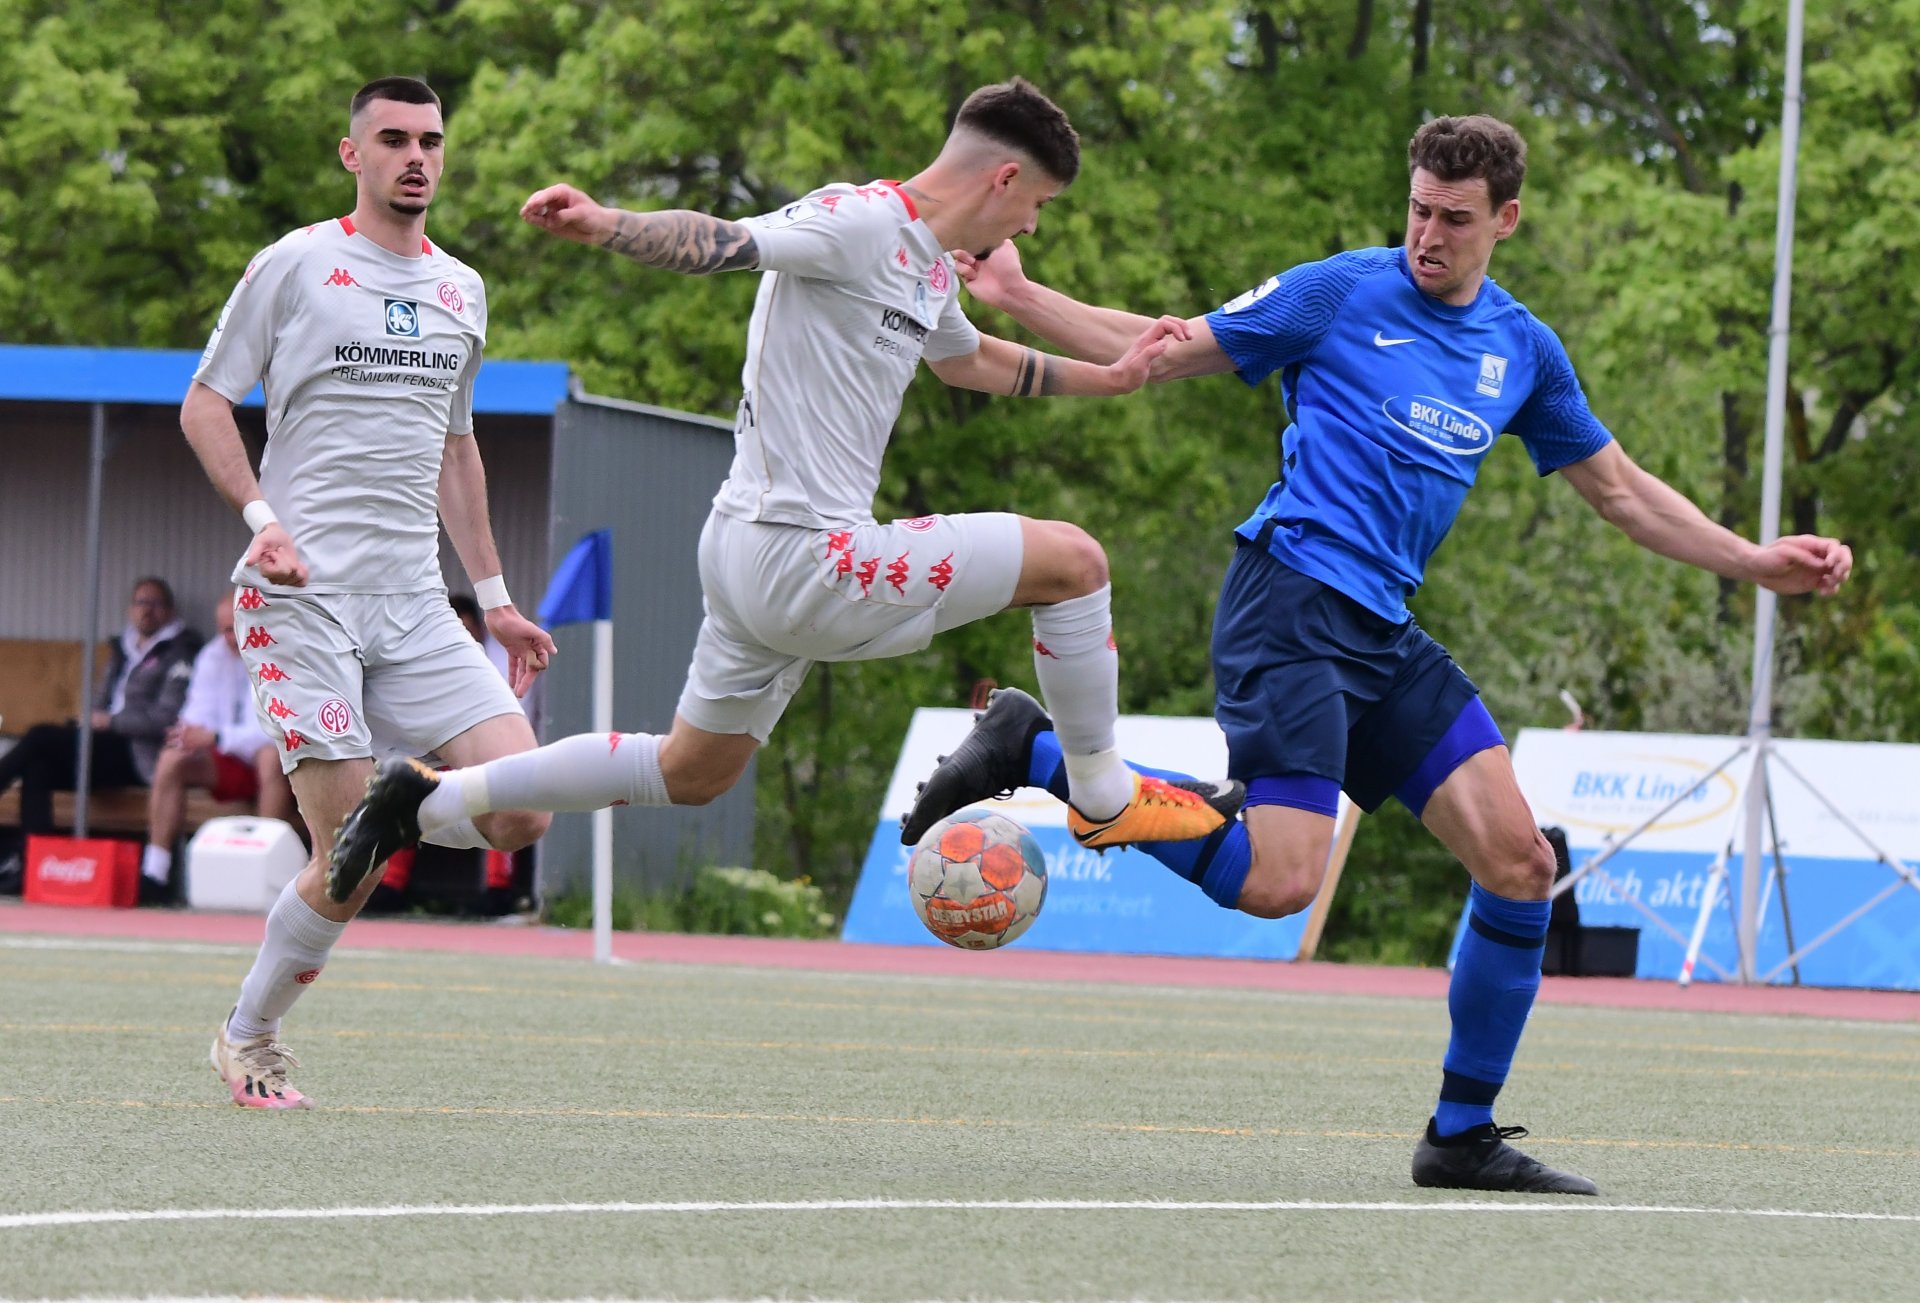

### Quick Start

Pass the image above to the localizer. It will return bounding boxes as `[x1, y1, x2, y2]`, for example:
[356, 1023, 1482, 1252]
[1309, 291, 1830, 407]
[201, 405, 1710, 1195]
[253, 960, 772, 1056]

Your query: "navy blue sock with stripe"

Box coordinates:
[1434, 882, 1550, 1136]
[1027, 730, 1251, 909]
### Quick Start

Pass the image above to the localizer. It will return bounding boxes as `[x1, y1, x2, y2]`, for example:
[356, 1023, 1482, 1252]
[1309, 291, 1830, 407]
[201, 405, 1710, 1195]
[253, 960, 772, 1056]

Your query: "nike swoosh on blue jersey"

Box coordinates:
[1373, 331, 1416, 346]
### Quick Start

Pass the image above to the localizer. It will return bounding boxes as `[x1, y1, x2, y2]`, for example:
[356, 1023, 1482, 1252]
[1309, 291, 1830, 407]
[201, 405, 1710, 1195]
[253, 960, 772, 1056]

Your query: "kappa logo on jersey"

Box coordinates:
[1380, 395, 1494, 457]
[437, 280, 465, 314]
[384, 299, 421, 338]
[1477, 352, 1508, 398]
[895, 247, 910, 269]
[317, 698, 353, 737]
[323, 268, 358, 287]
[929, 260, 949, 293]
[1221, 275, 1279, 314]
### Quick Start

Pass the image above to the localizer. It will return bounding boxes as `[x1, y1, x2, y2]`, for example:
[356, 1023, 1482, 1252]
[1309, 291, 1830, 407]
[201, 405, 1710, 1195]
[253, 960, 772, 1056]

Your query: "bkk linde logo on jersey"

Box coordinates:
[384, 298, 420, 338]
[1380, 395, 1494, 456]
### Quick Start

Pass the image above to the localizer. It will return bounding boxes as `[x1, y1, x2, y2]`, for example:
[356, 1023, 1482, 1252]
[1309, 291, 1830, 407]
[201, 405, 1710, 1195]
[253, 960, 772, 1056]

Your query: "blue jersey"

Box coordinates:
[1206, 247, 1613, 623]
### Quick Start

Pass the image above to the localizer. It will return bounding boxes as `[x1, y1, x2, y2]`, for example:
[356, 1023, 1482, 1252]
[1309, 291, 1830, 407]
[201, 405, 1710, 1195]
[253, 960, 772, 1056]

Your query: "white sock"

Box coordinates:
[141, 844, 172, 884]
[416, 732, 670, 839]
[227, 880, 347, 1042]
[420, 815, 490, 850]
[1031, 585, 1130, 819]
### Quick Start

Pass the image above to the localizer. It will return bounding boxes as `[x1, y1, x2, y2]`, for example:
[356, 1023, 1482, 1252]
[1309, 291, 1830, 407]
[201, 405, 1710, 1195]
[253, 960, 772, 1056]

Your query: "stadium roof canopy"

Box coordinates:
[0, 343, 572, 414]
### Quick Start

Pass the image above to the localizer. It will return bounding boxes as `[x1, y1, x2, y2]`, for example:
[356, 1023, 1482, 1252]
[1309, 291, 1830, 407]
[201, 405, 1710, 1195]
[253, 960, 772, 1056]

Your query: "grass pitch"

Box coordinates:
[1, 932, 1916, 1301]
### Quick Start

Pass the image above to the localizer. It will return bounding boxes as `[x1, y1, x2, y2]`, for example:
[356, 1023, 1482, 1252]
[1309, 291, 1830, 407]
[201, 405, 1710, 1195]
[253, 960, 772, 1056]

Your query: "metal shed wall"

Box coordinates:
[536, 394, 752, 895]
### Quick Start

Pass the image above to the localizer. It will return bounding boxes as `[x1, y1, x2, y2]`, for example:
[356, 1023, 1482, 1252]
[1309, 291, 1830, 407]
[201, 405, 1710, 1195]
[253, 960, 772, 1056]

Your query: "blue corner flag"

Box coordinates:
[538, 529, 613, 626]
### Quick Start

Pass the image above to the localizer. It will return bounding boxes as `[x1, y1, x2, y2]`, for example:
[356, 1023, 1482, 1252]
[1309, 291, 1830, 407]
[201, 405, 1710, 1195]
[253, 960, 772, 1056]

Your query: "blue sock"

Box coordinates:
[1027, 730, 1251, 909]
[1434, 882, 1549, 1137]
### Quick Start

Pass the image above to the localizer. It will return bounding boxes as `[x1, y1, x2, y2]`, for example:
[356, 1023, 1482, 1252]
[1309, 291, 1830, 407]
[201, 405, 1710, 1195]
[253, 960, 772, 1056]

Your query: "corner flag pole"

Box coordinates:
[537, 529, 617, 964]
[1738, 0, 1807, 982]
[592, 616, 614, 964]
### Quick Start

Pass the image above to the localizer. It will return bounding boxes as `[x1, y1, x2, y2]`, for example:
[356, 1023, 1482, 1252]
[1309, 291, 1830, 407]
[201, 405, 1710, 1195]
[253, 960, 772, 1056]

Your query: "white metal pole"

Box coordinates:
[591, 617, 614, 964]
[1739, 0, 1806, 983]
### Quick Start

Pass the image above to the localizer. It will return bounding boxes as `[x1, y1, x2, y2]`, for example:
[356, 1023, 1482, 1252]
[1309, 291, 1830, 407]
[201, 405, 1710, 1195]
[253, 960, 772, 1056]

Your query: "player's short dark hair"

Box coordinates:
[349, 76, 442, 130]
[131, 576, 173, 608]
[1408, 115, 1528, 209]
[954, 78, 1080, 185]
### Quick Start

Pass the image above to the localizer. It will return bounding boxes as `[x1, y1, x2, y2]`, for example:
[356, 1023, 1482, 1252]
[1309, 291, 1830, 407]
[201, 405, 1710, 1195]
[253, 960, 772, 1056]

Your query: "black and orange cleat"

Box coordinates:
[899, 687, 1053, 846]
[327, 756, 438, 903]
[1067, 772, 1243, 851]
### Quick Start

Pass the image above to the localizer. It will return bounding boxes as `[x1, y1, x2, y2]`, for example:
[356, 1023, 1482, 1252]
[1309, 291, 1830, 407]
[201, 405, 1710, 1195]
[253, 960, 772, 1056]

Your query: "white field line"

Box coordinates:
[2, 1197, 1916, 1231]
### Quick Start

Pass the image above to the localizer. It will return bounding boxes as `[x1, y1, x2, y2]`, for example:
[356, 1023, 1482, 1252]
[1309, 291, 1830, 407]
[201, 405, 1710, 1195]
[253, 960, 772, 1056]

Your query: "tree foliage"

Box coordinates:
[3, 0, 1912, 962]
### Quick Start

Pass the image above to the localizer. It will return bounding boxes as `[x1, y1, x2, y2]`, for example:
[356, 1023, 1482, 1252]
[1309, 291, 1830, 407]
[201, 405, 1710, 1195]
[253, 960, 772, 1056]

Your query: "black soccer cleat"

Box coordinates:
[326, 757, 440, 903]
[899, 687, 1054, 846]
[1411, 1118, 1599, 1195]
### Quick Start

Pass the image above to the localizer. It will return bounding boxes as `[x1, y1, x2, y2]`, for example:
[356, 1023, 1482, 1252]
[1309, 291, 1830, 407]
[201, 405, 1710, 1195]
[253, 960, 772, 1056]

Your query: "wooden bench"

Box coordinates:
[0, 637, 251, 839]
[0, 787, 251, 838]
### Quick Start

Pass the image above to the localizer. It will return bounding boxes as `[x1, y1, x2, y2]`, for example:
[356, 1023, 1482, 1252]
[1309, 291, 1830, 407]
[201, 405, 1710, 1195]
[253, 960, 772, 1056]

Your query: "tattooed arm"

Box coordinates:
[927, 318, 1190, 398]
[520, 184, 758, 275]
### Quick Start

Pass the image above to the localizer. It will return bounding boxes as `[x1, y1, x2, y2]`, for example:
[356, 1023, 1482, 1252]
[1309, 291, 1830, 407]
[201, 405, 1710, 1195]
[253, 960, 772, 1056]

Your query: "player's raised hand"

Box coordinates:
[246, 523, 309, 587]
[955, 241, 1029, 309]
[520, 184, 613, 246]
[1104, 315, 1191, 393]
[1751, 534, 1854, 597]
[486, 606, 558, 699]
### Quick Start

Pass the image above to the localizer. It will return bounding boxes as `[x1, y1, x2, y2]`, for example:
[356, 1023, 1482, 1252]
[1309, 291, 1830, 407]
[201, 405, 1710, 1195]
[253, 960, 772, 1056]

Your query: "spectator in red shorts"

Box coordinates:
[141, 596, 297, 903]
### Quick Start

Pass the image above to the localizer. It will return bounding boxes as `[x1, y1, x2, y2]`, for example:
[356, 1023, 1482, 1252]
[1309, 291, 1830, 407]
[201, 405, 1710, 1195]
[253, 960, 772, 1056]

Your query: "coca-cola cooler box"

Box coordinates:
[23, 836, 140, 908]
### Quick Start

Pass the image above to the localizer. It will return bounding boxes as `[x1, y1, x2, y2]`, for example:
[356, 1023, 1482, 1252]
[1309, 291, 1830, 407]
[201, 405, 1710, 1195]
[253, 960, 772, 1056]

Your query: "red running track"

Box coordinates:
[3, 899, 1916, 1024]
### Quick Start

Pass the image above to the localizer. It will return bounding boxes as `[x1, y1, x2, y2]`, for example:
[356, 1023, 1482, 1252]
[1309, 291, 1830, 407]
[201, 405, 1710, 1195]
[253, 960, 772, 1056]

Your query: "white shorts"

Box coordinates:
[233, 585, 523, 774]
[678, 510, 1024, 740]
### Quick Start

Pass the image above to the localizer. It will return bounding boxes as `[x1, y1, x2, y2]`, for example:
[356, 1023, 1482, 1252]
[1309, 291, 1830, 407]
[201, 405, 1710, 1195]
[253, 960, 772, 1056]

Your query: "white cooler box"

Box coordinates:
[186, 817, 307, 911]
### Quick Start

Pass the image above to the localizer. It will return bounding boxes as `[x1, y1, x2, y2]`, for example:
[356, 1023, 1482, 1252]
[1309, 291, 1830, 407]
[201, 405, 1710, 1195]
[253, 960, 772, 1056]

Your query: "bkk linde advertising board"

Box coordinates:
[844, 709, 1312, 959]
[1494, 727, 1920, 989]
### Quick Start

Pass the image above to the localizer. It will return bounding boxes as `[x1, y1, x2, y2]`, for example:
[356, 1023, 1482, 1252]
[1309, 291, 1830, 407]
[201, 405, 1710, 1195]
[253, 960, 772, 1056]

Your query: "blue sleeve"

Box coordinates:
[1204, 251, 1383, 388]
[1510, 316, 1615, 474]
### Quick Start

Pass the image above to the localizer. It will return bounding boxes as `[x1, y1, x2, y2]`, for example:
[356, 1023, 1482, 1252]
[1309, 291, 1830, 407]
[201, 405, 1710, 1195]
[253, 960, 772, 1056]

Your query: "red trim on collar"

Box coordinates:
[878, 180, 917, 220]
[338, 216, 431, 255]
[421, 236, 433, 254]
[339, 216, 356, 236]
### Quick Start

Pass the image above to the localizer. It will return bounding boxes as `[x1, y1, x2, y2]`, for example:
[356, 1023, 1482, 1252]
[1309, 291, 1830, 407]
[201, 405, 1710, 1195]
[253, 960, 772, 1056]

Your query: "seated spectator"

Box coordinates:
[450, 591, 513, 682]
[140, 595, 299, 903]
[0, 577, 200, 890]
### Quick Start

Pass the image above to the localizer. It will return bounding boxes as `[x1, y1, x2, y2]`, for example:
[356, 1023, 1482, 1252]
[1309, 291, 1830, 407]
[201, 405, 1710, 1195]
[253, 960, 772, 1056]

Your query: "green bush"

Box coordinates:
[543, 866, 836, 940]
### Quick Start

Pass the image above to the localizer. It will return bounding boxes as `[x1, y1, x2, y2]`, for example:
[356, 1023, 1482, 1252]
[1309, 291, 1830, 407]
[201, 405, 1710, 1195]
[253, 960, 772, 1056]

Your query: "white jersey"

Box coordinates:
[711, 181, 980, 529]
[193, 218, 488, 594]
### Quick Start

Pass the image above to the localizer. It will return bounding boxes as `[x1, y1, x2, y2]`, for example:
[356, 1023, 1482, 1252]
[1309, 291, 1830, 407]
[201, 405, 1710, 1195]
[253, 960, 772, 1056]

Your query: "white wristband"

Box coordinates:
[242, 500, 278, 534]
[474, 575, 511, 610]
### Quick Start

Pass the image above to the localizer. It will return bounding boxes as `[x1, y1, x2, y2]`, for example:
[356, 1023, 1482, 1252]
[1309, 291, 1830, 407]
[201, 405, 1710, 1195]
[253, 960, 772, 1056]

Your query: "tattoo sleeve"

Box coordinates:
[599, 210, 760, 275]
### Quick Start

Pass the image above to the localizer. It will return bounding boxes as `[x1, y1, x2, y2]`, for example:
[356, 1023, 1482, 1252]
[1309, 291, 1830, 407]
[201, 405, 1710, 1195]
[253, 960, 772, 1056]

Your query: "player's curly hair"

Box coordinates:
[955, 78, 1080, 184]
[1408, 116, 1528, 209]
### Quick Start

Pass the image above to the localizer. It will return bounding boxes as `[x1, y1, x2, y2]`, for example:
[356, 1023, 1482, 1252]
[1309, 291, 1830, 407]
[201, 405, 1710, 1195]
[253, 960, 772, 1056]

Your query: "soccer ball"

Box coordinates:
[907, 809, 1049, 950]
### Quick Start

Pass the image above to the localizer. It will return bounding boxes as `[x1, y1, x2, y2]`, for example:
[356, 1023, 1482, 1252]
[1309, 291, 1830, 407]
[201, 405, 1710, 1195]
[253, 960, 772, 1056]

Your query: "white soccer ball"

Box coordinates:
[907, 809, 1049, 950]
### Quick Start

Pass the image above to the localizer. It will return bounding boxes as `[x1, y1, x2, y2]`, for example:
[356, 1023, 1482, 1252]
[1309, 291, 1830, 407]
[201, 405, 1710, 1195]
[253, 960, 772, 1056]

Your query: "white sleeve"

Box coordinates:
[449, 276, 486, 437]
[923, 278, 981, 362]
[177, 643, 223, 734]
[744, 191, 893, 282]
[192, 241, 291, 404]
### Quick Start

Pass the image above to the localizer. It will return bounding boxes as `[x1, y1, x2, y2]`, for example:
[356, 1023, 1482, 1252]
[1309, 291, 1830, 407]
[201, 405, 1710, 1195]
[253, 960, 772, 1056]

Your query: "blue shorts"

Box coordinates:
[1210, 539, 1499, 815]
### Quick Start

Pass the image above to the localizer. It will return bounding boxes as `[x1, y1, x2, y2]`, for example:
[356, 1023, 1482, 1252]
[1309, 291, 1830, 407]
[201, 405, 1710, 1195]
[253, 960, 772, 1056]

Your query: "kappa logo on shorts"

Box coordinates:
[317, 698, 353, 737]
[855, 557, 880, 596]
[242, 626, 276, 649]
[236, 587, 267, 611]
[266, 697, 297, 722]
[256, 663, 291, 683]
[927, 553, 954, 592]
[886, 553, 911, 596]
[283, 730, 310, 752]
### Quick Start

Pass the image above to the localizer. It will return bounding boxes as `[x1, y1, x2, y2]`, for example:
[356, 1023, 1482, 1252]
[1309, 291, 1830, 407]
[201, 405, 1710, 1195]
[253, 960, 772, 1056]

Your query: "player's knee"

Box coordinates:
[1477, 828, 1556, 901]
[487, 809, 550, 851]
[1236, 873, 1318, 920]
[1060, 525, 1109, 593]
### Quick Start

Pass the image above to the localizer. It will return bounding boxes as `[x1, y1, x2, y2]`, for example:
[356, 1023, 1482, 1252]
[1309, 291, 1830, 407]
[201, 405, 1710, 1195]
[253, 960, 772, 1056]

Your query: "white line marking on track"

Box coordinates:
[2, 1197, 1916, 1230]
